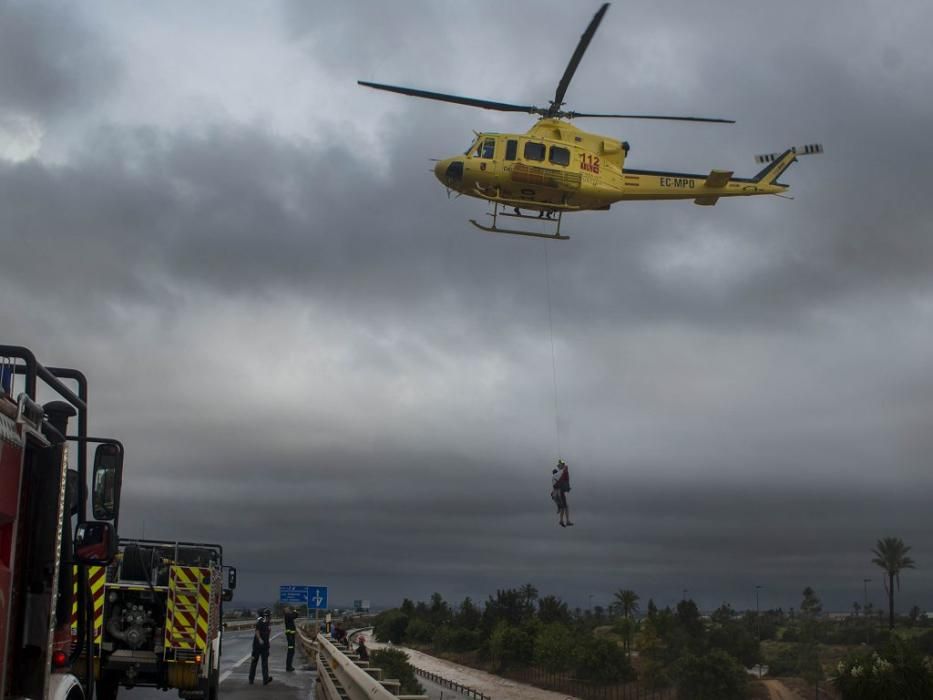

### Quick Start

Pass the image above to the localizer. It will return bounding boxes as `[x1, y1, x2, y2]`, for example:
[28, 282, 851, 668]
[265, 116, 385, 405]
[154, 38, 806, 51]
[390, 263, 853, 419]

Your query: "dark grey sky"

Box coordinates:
[2, 0, 932, 614]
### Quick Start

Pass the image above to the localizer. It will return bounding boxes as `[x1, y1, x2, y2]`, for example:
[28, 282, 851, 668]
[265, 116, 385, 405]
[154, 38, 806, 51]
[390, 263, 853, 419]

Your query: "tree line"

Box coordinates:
[370, 538, 931, 699]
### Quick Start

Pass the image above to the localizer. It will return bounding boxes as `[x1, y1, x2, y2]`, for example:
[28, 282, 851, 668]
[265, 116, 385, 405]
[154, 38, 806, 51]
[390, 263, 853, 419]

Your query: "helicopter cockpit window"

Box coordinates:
[524, 142, 546, 161]
[505, 139, 518, 161]
[473, 138, 495, 159]
[549, 146, 570, 166]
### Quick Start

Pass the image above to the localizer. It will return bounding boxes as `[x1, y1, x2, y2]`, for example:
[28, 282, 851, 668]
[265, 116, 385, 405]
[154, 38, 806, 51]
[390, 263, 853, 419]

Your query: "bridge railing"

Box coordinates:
[296, 624, 427, 700]
[222, 616, 284, 631]
[412, 666, 491, 700]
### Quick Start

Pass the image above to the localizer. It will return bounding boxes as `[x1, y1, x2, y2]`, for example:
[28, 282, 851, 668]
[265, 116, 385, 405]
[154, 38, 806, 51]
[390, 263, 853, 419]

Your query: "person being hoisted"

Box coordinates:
[552, 459, 573, 527]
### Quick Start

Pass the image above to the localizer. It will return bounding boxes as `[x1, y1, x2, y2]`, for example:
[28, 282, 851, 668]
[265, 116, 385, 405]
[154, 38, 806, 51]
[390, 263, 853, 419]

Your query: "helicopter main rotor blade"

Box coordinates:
[358, 81, 538, 114]
[567, 111, 735, 123]
[549, 3, 610, 117]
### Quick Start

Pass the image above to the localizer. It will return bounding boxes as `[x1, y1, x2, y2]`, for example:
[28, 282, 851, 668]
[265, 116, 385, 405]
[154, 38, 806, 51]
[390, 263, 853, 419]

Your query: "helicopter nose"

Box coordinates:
[434, 158, 464, 186]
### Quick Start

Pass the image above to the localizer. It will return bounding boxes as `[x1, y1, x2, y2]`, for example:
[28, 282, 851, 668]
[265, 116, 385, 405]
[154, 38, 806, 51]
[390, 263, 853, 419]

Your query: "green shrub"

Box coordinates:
[488, 621, 535, 670]
[373, 610, 409, 644]
[639, 658, 672, 690]
[916, 630, 933, 655]
[766, 647, 801, 676]
[574, 637, 633, 684]
[433, 625, 481, 652]
[833, 637, 933, 699]
[673, 649, 748, 700]
[405, 619, 434, 645]
[370, 648, 425, 695]
[708, 622, 759, 667]
[534, 623, 577, 673]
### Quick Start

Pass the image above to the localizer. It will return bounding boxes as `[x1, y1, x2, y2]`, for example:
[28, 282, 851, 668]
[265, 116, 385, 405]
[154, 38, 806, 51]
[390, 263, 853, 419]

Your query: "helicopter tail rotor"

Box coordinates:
[754, 143, 823, 163]
[752, 144, 823, 186]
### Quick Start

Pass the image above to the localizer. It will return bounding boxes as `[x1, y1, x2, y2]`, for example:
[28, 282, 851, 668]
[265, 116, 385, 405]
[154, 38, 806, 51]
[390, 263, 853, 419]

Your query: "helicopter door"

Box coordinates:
[471, 137, 499, 179]
[473, 137, 496, 160]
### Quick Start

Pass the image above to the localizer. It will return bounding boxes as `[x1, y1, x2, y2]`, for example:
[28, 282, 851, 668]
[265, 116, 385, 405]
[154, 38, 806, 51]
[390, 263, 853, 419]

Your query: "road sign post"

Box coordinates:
[280, 585, 327, 632]
[308, 586, 328, 633]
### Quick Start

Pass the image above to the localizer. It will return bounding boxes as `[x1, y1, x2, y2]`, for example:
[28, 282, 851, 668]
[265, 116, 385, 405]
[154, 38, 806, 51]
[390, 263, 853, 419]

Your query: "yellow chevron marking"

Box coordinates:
[163, 565, 216, 651]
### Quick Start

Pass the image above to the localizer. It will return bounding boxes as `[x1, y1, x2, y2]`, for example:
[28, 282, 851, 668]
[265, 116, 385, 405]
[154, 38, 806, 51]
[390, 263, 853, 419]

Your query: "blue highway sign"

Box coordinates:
[279, 585, 309, 604]
[308, 586, 328, 610]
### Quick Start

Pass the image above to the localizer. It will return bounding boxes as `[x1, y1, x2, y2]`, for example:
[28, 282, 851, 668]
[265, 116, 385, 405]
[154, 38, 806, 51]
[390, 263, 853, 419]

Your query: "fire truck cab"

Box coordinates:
[1, 345, 124, 700]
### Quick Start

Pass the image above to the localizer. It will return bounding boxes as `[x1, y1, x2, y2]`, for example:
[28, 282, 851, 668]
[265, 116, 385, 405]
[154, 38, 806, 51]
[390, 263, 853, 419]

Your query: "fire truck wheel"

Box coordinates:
[207, 668, 220, 700]
[96, 673, 120, 700]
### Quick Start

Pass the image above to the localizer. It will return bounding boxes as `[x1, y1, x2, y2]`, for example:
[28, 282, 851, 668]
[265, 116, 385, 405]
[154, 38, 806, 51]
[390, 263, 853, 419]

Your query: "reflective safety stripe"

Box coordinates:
[91, 567, 106, 644]
[70, 565, 106, 646]
[166, 565, 212, 652]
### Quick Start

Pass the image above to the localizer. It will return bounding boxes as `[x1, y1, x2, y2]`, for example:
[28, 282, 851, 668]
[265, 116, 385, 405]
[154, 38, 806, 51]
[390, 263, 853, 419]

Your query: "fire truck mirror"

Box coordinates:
[92, 442, 123, 521]
[75, 521, 117, 564]
[223, 589, 234, 602]
[227, 566, 238, 590]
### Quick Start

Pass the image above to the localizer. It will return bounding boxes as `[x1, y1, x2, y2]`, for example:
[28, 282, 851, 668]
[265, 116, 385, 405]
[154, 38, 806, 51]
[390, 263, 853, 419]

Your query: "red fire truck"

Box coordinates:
[1, 345, 124, 700]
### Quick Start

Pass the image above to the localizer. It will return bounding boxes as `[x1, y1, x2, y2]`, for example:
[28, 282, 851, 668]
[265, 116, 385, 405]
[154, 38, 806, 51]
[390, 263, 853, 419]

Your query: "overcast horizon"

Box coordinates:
[2, 0, 932, 615]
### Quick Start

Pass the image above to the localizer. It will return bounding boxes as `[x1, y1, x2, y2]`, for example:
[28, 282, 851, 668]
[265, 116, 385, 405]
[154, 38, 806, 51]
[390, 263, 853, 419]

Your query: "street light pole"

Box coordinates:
[682, 588, 688, 602]
[755, 585, 761, 638]
[863, 578, 871, 644]
[756, 585, 762, 678]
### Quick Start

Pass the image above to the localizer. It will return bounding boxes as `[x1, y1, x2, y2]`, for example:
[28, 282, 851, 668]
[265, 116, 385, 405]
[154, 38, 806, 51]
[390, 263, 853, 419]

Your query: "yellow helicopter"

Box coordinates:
[360, 3, 822, 240]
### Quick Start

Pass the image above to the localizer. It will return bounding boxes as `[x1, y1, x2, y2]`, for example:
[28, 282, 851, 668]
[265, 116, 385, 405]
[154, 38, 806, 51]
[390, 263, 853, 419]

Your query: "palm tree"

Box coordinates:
[613, 589, 640, 620]
[871, 537, 916, 630]
[612, 589, 640, 655]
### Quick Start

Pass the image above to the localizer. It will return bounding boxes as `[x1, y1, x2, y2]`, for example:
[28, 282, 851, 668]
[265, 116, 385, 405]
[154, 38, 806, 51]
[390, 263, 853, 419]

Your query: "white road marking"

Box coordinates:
[219, 630, 284, 683]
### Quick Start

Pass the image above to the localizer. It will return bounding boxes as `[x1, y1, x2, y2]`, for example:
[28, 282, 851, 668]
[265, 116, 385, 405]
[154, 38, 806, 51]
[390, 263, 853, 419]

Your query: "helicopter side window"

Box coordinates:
[473, 138, 495, 159]
[549, 146, 570, 166]
[478, 138, 495, 159]
[505, 139, 517, 161]
[524, 142, 546, 162]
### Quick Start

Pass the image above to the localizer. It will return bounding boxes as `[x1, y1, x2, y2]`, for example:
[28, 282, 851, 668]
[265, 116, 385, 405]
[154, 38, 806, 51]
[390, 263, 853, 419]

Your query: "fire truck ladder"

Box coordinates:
[166, 571, 202, 653]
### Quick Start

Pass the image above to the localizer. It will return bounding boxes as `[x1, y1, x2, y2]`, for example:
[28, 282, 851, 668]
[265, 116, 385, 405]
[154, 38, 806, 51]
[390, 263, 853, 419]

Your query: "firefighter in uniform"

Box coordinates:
[249, 608, 273, 685]
[283, 605, 299, 672]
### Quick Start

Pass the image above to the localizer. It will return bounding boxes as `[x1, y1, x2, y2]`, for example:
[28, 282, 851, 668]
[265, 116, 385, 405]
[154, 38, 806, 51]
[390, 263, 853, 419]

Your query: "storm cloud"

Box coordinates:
[1, 0, 932, 613]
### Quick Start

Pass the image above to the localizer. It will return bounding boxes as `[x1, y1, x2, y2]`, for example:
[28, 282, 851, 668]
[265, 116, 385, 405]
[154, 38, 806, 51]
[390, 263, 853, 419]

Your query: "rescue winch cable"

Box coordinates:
[543, 242, 562, 460]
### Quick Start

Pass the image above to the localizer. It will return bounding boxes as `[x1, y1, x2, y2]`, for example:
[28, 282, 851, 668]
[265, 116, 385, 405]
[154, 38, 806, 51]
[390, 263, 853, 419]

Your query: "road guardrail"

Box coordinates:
[296, 625, 427, 700]
[223, 617, 284, 631]
[412, 667, 491, 700]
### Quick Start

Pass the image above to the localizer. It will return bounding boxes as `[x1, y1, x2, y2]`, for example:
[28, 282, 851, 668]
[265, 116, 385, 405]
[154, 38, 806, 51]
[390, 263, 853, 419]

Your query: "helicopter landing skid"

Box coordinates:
[470, 203, 569, 240]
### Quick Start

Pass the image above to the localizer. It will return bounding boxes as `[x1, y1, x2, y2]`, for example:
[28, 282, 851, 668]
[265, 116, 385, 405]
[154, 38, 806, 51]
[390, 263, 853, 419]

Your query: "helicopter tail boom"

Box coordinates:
[753, 144, 823, 186]
[752, 148, 797, 186]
